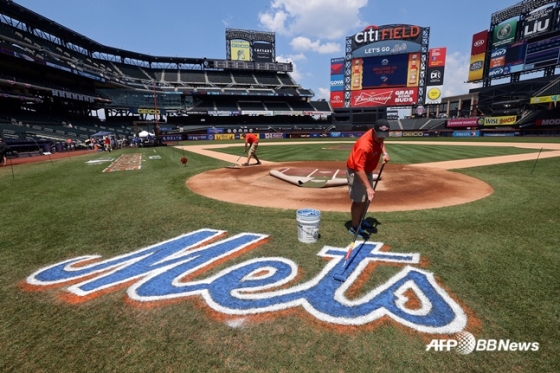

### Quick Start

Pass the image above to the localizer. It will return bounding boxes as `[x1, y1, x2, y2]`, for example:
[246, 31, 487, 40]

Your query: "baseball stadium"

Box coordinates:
[1, 0, 559, 372]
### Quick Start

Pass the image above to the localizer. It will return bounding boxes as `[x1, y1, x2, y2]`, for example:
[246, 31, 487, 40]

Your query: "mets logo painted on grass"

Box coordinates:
[25, 229, 467, 334]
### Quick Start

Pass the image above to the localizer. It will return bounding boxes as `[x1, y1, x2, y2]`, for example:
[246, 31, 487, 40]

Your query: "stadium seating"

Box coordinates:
[5, 0, 556, 140]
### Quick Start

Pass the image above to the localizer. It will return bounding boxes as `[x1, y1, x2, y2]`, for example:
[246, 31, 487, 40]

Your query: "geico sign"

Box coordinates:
[354, 25, 421, 45]
[403, 131, 424, 137]
[138, 108, 160, 115]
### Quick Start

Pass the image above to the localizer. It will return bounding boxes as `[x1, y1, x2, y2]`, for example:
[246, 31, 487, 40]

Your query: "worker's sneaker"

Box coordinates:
[361, 220, 377, 233]
[348, 226, 369, 239]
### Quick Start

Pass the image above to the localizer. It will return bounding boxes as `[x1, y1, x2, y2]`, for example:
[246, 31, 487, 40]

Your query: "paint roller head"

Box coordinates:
[333, 274, 347, 282]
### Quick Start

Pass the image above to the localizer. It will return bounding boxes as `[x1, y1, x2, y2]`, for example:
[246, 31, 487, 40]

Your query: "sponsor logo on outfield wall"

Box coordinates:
[536, 118, 560, 126]
[481, 116, 517, 126]
[453, 131, 480, 137]
[447, 118, 480, 128]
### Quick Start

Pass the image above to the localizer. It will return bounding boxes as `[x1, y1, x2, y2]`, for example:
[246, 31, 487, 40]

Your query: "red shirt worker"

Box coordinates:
[243, 133, 261, 166]
[346, 119, 391, 236]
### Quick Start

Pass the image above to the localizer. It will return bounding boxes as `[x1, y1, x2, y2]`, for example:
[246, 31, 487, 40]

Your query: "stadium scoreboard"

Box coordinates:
[468, 0, 560, 83]
[330, 23, 445, 109]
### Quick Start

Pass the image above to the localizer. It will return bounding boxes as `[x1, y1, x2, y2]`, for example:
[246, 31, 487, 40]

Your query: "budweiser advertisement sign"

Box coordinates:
[351, 87, 418, 107]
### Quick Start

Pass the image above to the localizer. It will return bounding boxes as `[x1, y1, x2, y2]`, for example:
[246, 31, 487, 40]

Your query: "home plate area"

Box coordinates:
[102, 153, 143, 172]
[270, 166, 348, 188]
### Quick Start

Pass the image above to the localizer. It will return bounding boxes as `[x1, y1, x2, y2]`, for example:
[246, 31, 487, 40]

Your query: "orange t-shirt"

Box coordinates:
[346, 129, 383, 172]
[245, 133, 258, 144]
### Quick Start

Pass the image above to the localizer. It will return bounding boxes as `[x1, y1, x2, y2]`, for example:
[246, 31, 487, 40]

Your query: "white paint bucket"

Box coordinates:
[296, 208, 321, 243]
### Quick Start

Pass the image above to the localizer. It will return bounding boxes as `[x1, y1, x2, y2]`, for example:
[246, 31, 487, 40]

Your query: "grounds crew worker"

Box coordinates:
[346, 119, 390, 237]
[0, 137, 9, 166]
[243, 133, 261, 166]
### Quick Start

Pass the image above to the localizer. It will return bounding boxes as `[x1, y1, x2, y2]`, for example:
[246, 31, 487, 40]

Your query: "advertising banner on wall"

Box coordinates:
[330, 74, 344, 91]
[492, 18, 518, 47]
[468, 53, 486, 82]
[471, 30, 489, 55]
[481, 116, 517, 126]
[427, 67, 444, 85]
[447, 118, 480, 128]
[214, 134, 236, 141]
[330, 91, 345, 108]
[331, 58, 344, 75]
[530, 94, 560, 104]
[131, 107, 167, 115]
[521, 5, 554, 39]
[453, 130, 480, 137]
[253, 41, 274, 62]
[536, 118, 560, 126]
[226, 29, 275, 62]
[230, 40, 251, 61]
[426, 47, 446, 88]
[467, 31, 489, 82]
[489, 46, 506, 69]
[488, 40, 527, 77]
[428, 47, 446, 67]
[330, 57, 345, 102]
[350, 87, 418, 107]
[425, 86, 443, 104]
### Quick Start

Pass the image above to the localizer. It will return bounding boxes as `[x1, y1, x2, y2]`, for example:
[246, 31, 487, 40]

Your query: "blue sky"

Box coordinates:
[14, 0, 518, 100]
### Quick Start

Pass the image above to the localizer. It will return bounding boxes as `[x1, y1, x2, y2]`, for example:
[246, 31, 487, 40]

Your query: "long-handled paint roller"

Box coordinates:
[333, 162, 386, 282]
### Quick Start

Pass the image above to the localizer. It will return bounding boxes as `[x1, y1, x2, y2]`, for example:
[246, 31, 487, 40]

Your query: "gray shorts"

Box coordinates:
[347, 168, 374, 203]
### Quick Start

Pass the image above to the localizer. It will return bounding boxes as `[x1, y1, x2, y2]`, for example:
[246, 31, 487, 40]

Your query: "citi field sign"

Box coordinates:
[351, 24, 424, 54]
[24, 229, 469, 334]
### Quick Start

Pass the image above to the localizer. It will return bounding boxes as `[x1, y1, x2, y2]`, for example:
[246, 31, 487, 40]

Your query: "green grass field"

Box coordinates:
[1, 137, 559, 373]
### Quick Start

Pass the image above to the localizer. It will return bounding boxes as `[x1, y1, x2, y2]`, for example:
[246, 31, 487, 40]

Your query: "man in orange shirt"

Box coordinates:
[242, 133, 261, 166]
[346, 119, 390, 237]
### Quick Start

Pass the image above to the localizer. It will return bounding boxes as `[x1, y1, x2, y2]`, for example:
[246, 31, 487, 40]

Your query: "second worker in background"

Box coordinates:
[243, 132, 261, 166]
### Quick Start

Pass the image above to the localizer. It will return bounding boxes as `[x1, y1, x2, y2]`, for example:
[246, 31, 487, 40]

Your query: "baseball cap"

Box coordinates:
[373, 119, 390, 138]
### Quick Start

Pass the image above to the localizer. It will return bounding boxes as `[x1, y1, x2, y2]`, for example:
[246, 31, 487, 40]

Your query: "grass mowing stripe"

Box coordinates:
[214, 142, 542, 163]
[0, 140, 558, 373]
